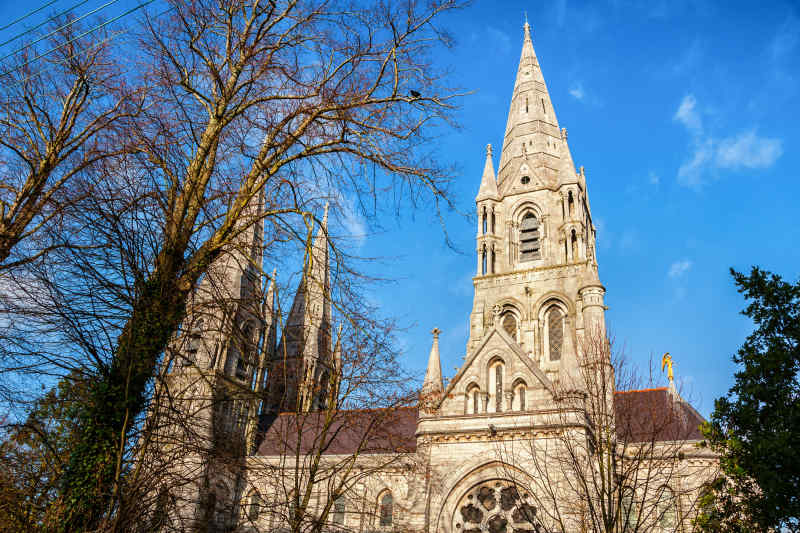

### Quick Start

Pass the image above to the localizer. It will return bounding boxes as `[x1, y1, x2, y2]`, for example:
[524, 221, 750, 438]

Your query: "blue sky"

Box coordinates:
[355, 0, 800, 417]
[1, 0, 798, 417]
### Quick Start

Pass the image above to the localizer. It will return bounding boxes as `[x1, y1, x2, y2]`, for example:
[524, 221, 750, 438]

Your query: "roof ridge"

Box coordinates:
[615, 387, 668, 395]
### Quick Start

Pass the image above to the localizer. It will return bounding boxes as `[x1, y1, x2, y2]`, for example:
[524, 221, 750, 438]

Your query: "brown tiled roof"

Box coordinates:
[255, 390, 705, 456]
[614, 388, 705, 442]
[256, 406, 418, 456]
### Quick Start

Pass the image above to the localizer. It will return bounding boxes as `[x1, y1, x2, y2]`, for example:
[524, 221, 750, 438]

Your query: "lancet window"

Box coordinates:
[519, 212, 541, 262]
[466, 384, 481, 414]
[513, 380, 527, 411]
[185, 318, 203, 365]
[379, 491, 393, 526]
[489, 360, 505, 413]
[546, 306, 565, 362]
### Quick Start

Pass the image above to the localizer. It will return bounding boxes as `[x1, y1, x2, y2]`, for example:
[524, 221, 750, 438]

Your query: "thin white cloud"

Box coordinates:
[668, 259, 692, 279]
[673, 94, 702, 134]
[674, 95, 782, 188]
[338, 195, 367, 249]
[677, 138, 714, 188]
[716, 131, 783, 170]
[569, 83, 585, 101]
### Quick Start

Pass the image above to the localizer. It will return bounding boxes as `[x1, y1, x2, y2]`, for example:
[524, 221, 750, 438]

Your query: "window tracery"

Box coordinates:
[453, 480, 544, 533]
[546, 306, 564, 362]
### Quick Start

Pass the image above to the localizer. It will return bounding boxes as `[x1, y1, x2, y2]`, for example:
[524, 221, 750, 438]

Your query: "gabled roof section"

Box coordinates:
[614, 388, 705, 442]
[438, 325, 554, 408]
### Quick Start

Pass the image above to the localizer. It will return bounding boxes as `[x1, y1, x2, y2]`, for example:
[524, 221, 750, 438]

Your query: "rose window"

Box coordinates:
[453, 480, 545, 533]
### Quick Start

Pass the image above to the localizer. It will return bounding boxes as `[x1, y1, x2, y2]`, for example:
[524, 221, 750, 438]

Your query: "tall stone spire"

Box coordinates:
[476, 144, 499, 201]
[271, 204, 333, 412]
[421, 328, 443, 397]
[496, 20, 575, 194]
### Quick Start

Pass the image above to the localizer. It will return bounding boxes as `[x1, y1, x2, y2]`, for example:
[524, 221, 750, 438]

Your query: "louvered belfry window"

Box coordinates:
[519, 212, 541, 262]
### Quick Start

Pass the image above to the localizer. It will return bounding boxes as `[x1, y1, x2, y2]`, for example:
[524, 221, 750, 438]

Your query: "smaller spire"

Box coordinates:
[475, 144, 499, 202]
[422, 327, 443, 397]
[333, 323, 343, 374]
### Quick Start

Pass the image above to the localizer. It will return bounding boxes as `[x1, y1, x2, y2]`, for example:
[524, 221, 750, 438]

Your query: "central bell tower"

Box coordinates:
[467, 20, 606, 386]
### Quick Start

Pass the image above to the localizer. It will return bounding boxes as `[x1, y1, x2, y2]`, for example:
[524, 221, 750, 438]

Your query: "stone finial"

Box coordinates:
[492, 304, 502, 325]
[421, 327, 443, 400]
[561, 127, 568, 140]
[486, 143, 492, 157]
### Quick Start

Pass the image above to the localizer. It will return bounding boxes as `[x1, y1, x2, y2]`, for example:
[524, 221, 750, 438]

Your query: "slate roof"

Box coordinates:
[614, 387, 705, 442]
[256, 406, 417, 456]
[255, 389, 704, 456]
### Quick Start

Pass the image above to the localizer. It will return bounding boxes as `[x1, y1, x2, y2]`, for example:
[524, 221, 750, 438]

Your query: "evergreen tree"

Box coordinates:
[698, 267, 800, 532]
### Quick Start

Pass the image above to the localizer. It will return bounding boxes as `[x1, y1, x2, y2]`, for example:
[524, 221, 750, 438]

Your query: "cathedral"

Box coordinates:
[151, 20, 714, 533]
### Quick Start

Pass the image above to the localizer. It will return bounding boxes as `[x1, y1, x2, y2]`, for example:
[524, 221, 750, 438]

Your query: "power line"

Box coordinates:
[0, 0, 59, 33]
[9, 28, 127, 89]
[0, 0, 157, 78]
[0, 0, 92, 49]
[0, 0, 122, 63]
[7, 4, 172, 89]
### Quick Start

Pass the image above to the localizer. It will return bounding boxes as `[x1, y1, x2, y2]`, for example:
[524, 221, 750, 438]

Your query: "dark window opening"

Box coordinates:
[495, 365, 503, 412]
[521, 175, 530, 185]
[481, 246, 487, 275]
[380, 493, 393, 526]
[519, 212, 541, 262]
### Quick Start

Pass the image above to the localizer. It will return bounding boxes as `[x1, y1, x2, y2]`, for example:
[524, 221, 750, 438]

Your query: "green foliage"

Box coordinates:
[59, 276, 187, 532]
[0, 374, 87, 531]
[697, 267, 800, 532]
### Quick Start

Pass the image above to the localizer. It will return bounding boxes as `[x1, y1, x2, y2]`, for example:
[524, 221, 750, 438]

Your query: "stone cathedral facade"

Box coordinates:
[152, 21, 714, 533]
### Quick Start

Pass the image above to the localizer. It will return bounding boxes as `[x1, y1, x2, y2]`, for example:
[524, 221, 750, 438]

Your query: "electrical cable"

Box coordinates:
[6, 4, 172, 89]
[0, 0, 59, 33]
[0, 0, 92, 49]
[0, 0, 121, 63]
[0, 0, 156, 78]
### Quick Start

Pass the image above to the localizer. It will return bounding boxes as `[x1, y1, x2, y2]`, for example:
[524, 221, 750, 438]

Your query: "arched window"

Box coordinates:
[247, 490, 261, 521]
[547, 306, 565, 361]
[489, 361, 504, 413]
[481, 245, 487, 275]
[519, 212, 541, 262]
[657, 486, 677, 529]
[379, 492, 393, 526]
[490, 245, 496, 274]
[491, 208, 496, 234]
[568, 190, 574, 216]
[621, 487, 638, 533]
[466, 384, 481, 414]
[211, 482, 229, 531]
[571, 229, 578, 261]
[482, 207, 487, 234]
[333, 495, 346, 524]
[185, 319, 203, 365]
[513, 381, 527, 411]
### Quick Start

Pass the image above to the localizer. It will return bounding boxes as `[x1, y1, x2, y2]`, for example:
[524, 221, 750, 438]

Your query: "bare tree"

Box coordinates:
[491, 330, 716, 533]
[0, 0, 465, 529]
[0, 18, 137, 271]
